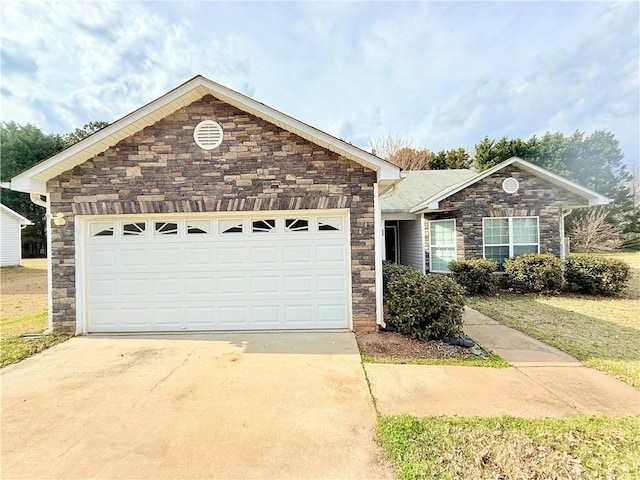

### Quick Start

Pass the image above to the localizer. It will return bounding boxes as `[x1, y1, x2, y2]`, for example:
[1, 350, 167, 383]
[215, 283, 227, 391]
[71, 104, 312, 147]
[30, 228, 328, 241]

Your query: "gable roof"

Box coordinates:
[0, 204, 33, 225]
[10, 75, 400, 194]
[381, 169, 477, 213]
[409, 157, 610, 213]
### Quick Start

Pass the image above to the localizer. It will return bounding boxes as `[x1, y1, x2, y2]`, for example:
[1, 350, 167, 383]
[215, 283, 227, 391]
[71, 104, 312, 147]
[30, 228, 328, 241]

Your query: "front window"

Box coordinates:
[483, 217, 539, 269]
[429, 219, 456, 272]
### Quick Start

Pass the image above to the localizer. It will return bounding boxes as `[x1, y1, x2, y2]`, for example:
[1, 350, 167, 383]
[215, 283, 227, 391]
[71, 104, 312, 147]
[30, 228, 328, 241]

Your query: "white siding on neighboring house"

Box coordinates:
[399, 218, 425, 273]
[0, 205, 32, 267]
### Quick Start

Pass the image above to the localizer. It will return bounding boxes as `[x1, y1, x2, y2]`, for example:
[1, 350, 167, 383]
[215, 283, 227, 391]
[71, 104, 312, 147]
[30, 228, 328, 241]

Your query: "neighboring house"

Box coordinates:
[9, 75, 401, 335]
[0, 204, 33, 267]
[381, 158, 609, 273]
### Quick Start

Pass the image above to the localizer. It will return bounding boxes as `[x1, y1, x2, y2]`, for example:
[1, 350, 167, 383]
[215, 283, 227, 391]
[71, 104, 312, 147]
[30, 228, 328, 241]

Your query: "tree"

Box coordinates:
[388, 147, 434, 170]
[474, 135, 530, 171]
[370, 134, 413, 160]
[1, 122, 66, 256]
[568, 207, 623, 252]
[473, 130, 634, 232]
[429, 148, 471, 170]
[62, 120, 109, 147]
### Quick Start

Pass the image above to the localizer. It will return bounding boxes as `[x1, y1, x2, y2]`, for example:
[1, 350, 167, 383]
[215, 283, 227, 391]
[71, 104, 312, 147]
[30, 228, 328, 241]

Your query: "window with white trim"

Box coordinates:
[483, 217, 539, 269]
[429, 219, 456, 273]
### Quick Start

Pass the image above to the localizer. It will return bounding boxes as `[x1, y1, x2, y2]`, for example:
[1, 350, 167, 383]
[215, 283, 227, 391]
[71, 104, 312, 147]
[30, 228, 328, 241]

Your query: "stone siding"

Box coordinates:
[47, 95, 378, 334]
[423, 165, 586, 271]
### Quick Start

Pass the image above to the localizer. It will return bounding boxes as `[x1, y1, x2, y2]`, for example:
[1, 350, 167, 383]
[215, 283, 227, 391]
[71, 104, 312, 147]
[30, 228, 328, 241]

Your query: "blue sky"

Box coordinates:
[1, 1, 638, 171]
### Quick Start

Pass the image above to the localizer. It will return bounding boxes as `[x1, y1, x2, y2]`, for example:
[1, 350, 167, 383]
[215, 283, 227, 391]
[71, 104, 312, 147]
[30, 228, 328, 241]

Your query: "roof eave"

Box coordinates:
[10, 75, 399, 194]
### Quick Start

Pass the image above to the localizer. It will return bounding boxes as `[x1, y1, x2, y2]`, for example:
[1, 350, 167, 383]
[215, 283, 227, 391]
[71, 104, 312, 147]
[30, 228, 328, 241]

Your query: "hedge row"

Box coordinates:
[448, 254, 630, 296]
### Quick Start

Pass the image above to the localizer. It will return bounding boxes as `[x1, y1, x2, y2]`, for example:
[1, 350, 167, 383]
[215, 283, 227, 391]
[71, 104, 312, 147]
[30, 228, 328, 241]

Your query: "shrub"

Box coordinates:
[383, 262, 465, 340]
[448, 258, 498, 295]
[503, 253, 563, 294]
[564, 255, 630, 296]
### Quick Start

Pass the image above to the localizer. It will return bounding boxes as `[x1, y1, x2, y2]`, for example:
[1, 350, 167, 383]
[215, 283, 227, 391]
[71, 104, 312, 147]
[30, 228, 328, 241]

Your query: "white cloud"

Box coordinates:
[1, 0, 637, 169]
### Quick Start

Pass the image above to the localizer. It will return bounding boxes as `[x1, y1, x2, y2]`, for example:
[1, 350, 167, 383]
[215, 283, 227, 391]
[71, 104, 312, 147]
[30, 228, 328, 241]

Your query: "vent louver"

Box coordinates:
[502, 177, 520, 194]
[194, 120, 223, 150]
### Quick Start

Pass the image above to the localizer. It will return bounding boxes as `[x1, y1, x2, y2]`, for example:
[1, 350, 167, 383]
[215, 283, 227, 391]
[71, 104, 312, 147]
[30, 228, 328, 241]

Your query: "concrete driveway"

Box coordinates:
[2, 333, 392, 480]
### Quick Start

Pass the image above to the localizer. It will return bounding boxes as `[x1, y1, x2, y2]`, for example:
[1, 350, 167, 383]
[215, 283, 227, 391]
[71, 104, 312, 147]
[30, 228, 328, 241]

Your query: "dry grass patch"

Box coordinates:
[1, 258, 48, 320]
[1, 259, 69, 366]
[378, 415, 640, 480]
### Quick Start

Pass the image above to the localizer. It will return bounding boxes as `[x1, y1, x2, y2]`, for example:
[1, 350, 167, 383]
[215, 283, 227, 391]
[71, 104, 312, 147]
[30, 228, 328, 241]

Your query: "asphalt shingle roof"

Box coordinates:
[381, 169, 476, 212]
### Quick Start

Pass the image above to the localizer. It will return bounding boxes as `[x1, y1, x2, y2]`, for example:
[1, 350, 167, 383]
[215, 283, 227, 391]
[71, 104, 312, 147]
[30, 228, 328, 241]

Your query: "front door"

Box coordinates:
[384, 223, 398, 263]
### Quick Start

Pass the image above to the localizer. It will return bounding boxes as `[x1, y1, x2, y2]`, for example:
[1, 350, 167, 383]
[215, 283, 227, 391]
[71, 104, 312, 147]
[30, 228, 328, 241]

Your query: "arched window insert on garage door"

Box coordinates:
[285, 219, 309, 232]
[154, 222, 178, 235]
[123, 222, 146, 236]
[90, 222, 115, 237]
[317, 217, 343, 232]
[252, 219, 276, 233]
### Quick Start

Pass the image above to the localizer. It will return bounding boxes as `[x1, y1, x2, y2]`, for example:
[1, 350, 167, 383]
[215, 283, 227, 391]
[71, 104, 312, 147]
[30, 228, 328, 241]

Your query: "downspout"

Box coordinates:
[561, 209, 573, 260]
[373, 182, 385, 328]
[30, 192, 54, 333]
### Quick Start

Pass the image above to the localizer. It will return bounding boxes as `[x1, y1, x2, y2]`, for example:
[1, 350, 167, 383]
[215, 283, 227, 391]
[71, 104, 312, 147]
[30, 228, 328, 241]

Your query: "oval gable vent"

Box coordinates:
[194, 120, 223, 150]
[502, 177, 520, 194]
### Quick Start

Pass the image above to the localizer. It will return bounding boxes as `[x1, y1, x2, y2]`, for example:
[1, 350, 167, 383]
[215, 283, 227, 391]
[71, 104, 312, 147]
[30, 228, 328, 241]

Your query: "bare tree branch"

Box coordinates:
[568, 207, 623, 252]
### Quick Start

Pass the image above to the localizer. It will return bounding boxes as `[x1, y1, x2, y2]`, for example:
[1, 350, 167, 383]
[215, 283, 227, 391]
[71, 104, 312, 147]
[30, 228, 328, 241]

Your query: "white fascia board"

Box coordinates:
[381, 212, 419, 221]
[10, 176, 48, 195]
[10, 75, 400, 194]
[0, 204, 33, 224]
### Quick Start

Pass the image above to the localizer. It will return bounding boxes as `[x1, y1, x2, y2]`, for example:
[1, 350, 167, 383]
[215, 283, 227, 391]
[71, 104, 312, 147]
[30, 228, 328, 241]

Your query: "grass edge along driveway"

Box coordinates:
[1, 311, 70, 367]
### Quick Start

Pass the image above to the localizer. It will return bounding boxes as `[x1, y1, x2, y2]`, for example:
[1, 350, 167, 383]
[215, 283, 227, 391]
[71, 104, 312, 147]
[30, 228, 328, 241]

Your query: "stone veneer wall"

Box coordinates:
[423, 165, 587, 270]
[47, 95, 377, 334]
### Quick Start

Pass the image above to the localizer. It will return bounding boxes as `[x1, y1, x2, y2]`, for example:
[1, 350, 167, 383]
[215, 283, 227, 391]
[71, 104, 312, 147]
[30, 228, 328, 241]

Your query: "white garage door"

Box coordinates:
[82, 211, 351, 332]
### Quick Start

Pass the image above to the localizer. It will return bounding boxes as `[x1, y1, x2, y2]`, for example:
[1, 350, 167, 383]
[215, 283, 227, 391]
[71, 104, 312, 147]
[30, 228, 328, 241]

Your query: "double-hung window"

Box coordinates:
[483, 217, 539, 269]
[429, 219, 456, 272]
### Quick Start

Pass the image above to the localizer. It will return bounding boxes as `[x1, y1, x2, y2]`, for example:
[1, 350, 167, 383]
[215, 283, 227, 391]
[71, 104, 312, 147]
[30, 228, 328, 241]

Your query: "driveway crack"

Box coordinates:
[146, 347, 197, 395]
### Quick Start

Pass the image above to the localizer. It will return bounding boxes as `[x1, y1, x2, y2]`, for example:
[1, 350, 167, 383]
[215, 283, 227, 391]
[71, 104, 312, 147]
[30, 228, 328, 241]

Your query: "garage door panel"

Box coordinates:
[318, 305, 347, 324]
[218, 276, 247, 296]
[153, 277, 183, 297]
[317, 274, 346, 294]
[84, 212, 350, 332]
[119, 247, 150, 267]
[153, 308, 183, 329]
[251, 306, 281, 325]
[316, 244, 346, 263]
[218, 306, 248, 326]
[283, 275, 313, 294]
[250, 246, 280, 265]
[250, 276, 280, 294]
[283, 245, 312, 264]
[217, 247, 247, 265]
[285, 305, 314, 323]
[184, 275, 216, 296]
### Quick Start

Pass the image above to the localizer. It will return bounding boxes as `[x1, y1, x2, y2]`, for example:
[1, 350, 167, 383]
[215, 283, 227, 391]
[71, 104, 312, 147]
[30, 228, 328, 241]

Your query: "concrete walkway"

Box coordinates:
[2, 333, 392, 480]
[365, 307, 640, 418]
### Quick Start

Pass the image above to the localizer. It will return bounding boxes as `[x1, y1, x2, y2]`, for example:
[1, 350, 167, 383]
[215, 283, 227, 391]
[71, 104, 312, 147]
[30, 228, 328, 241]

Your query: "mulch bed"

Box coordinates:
[356, 331, 478, 362]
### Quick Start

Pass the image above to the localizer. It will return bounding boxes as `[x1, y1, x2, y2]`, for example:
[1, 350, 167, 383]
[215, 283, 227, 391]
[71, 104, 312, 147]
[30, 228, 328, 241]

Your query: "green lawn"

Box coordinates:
[467, 251, 640, 387]
[0, 312, 69, 367]
[378, 415, 640, 480]
[361, 352, 510, 368]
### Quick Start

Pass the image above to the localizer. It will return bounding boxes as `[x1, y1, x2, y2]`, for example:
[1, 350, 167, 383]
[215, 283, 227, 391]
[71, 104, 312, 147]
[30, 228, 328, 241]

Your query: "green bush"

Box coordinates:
[503, 253, 563, 294]
[383, 262, 465, 340]
[448, 258, 498, 295]
[564, 255, 630, 296]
